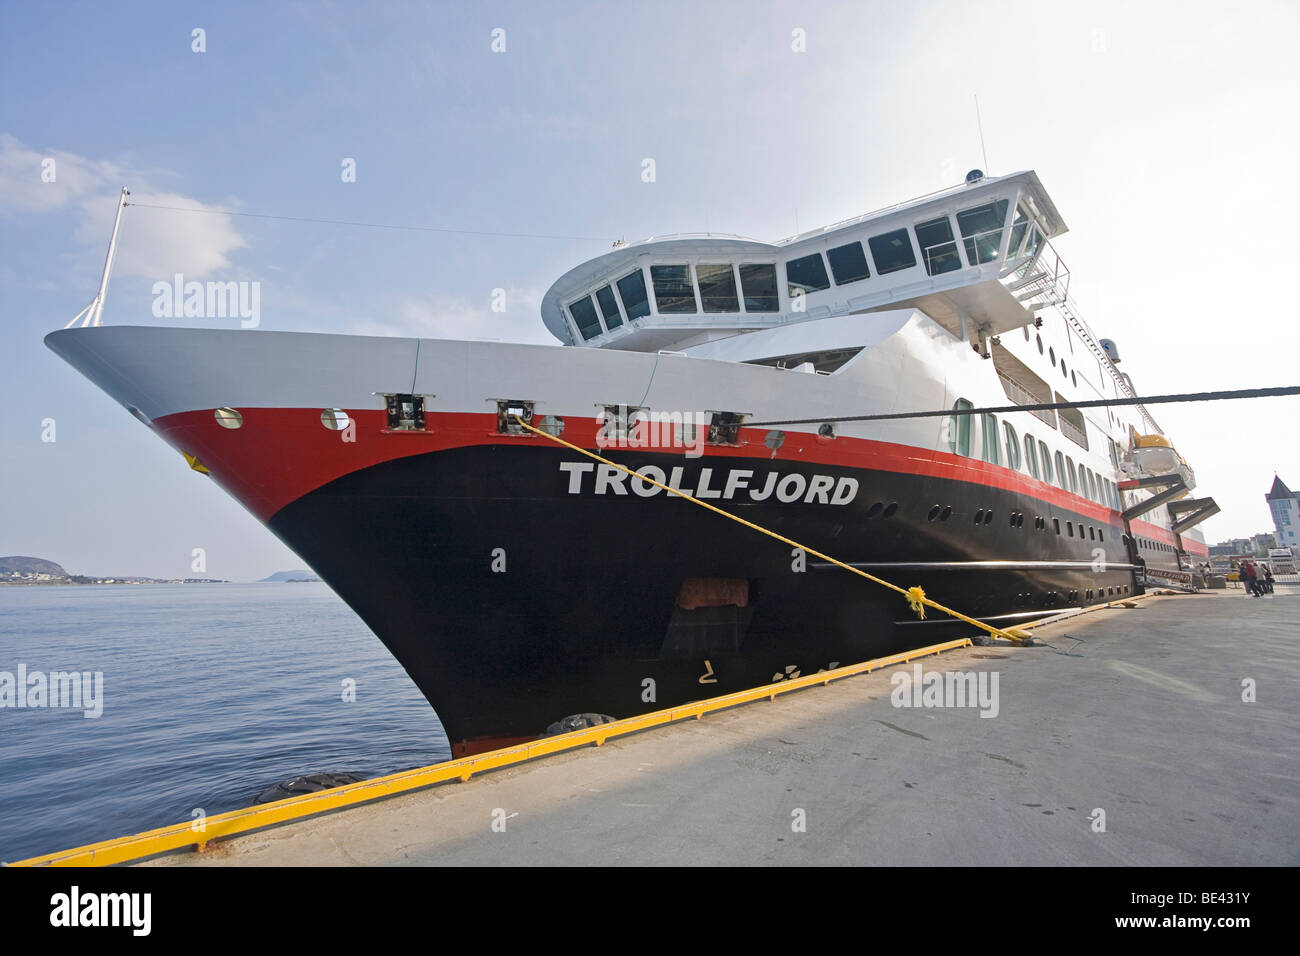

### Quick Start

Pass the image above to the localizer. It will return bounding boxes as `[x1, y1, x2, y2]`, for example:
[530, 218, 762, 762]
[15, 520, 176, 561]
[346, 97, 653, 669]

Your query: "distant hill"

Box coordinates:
[0, 556, 69, 576]
[260, 570, 320, 582]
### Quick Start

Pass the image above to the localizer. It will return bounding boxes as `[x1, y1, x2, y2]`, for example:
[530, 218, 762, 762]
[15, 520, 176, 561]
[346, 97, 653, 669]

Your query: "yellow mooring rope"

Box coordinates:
[513, 416, 1029, 644]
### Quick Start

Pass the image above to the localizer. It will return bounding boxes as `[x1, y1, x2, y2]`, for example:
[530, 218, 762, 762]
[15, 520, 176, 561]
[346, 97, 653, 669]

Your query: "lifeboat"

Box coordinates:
[1127, 434, 1181, 476]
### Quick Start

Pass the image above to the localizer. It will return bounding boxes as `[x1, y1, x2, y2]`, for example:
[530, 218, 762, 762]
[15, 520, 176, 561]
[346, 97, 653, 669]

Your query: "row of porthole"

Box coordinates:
[1014, 583, 1130, 607]
[1026, 326, 1080, 389]
[865, 501, 899, 519]
[931, 504, 1103, 541]
[1053, 518, 1104, 542]
[214, 407, 352, 431]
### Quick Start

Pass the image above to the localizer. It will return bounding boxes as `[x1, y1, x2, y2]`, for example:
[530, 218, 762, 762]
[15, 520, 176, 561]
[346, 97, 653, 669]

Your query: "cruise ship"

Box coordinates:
[46, 169, 1215, 755]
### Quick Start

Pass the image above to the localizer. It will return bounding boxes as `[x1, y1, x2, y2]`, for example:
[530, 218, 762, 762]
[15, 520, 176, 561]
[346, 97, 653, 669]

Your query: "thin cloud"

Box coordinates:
[0, 134, 247, 280]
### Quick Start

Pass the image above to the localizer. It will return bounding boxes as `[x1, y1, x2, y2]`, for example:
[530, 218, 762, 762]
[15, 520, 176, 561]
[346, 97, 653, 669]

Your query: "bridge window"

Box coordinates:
[1006, 205, 1030, 259]
[785, 253, 830, 297]
[957, 199, 1010, 264]
[696, 264, 740, 313]
[616, 269, 651, 321]
[568, 296, 603, 340]
[594, 285, 622, 330]
[915, 216, 962, 275]
[868, 228, 917, 274]
[650, 265, 696, 314]
[827, 241, 870, 284]
[738, 264, 779, 312]
[1023, 433, 1040, 479]
[1003, 421, 1022, 471]
[949, 399, 973, 457]
[1024, 222, 1044, 260]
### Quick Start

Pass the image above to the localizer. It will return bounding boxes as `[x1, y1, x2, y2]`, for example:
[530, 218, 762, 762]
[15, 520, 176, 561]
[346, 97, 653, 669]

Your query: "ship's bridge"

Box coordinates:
[540, 170, 1067, 352]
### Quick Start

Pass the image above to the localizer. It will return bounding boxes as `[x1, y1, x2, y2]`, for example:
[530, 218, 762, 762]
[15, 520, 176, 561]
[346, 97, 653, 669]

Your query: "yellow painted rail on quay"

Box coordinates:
[8, 637, 974, 868]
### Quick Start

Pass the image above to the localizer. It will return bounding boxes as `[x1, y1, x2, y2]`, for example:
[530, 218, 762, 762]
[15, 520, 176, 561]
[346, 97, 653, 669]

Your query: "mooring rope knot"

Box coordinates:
[906, 586, 928, 619]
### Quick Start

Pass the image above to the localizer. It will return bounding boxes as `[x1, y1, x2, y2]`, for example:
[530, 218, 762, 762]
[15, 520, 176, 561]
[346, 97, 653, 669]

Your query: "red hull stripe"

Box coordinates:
[153, 408, 1205, 554]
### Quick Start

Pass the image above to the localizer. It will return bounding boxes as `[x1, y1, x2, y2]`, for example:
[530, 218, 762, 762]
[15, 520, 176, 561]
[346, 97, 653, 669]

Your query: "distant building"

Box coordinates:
[1266, 476, 1300, 556]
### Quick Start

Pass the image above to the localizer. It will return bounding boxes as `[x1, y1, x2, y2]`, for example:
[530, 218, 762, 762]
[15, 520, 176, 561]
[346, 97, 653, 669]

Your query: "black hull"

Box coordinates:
[269, 444, 1137, 752]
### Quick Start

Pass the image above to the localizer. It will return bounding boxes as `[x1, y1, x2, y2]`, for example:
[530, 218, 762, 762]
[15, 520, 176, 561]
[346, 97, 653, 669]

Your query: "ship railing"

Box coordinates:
[771, 181, 974, 245]
[998, 371, 1058, 427]
[1059, 416, 1088, 449]
[1005, 241, 1070, 309]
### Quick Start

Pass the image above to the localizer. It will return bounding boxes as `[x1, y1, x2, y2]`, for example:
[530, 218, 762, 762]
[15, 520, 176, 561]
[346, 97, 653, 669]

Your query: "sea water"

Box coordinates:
[0, 582, 448, 861]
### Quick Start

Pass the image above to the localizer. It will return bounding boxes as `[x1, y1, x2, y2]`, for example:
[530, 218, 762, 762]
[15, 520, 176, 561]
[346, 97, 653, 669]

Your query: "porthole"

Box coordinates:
[1098, 529, 1104, 541]
[1067, 521, 1074, 537]
[1049, 346, 1056, 365]
[1054, 518, 1061, 535]
[1037, 334, 1044, 354]
[984, 510, 993, 525]
[214, 407, 243, 429]
[975, 509, 985, 525]
[818, 423, 836, 439]
[928, 505, 941, 522]
[940, 506, 952, 521]
[1061, 360, 1067, 377]
[1072, 371, 1078, 387]
[882, 501, 898, 518]
[1023, 326, 1030, 341]
[1017, 513, 1025, 528]
[1009, 512, 1017, 527]
[321, 408, 350, 431]
[1089, 526, 1095, 540]
[866, 501, 883, 519]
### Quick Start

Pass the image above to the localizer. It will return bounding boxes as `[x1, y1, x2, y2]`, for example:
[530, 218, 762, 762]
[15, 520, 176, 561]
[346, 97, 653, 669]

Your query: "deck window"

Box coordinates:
[957, 199, 1010, 264]
[738, 264, 779, 312]
[594, 284, 622, 330]
[1040, 441, 1054, 484]
[696, 264, 740, 313]
[569, 296, 603, 340]
[949, 399, 973, 457]
[1023, 433, 1040, 479]
[915, 216, 962, 275]
[650, 265, 697, 314]
[1064, 455, 1079, 494]
[1003, 421, 1022, 471]
[785, 253, 830, 297]
[616, 269, 651, 320]
[981, 413, 1001, 465]
[867, 229, 917, 274]
[827, 241, 870, 285]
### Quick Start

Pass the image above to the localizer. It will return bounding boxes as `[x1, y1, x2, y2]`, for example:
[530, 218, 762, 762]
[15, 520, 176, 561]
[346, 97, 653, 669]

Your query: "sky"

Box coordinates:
[2, 0, 1298, 580]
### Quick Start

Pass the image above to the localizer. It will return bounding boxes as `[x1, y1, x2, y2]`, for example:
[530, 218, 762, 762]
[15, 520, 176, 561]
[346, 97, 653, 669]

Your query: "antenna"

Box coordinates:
[66, 186, 129, 329]
[974, 95, 989, 173]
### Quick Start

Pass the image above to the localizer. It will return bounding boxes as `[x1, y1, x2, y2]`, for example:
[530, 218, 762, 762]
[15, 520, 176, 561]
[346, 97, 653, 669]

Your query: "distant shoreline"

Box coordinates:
[0, 578, 231, 587]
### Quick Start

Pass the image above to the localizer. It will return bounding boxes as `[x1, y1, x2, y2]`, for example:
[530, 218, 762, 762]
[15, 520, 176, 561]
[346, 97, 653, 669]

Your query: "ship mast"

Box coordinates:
[65, 186, 129, 329]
